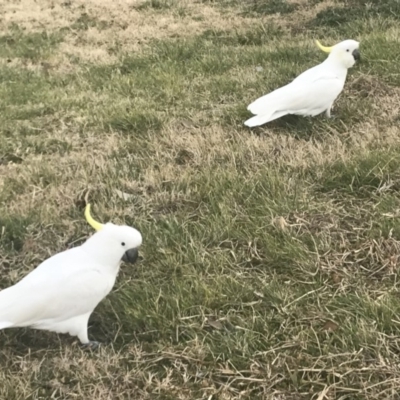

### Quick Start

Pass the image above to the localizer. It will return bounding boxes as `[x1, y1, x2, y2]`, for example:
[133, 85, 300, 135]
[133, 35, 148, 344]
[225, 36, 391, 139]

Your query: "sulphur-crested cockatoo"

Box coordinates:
[0, 205, 142, 348]
[244, 39, 360, 127]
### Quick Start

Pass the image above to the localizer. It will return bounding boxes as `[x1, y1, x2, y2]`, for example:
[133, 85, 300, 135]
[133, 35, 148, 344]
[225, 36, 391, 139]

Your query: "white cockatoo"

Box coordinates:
[244, 39, 360, 127]
[0, 205, 142, 348]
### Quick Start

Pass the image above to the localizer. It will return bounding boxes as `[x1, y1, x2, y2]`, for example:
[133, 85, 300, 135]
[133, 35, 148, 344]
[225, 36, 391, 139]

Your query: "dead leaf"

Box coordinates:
[272, 216, 288, 231]
[331, 273, 343, 284]
[179, 119, 197, 129]
[322, 320, 339, 332]
[115, 189, 134, 201]
[206, 317, 224, 330]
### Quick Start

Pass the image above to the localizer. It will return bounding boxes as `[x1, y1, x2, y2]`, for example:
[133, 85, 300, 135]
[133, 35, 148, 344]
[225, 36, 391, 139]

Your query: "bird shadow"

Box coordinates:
[247, 114, 343, 141]
[0, 329, 72, 356]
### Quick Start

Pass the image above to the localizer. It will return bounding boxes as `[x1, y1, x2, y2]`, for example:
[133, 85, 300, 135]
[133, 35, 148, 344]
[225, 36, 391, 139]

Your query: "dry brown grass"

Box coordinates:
[0, 0, 343, 69]
[0, 0, 259, 66]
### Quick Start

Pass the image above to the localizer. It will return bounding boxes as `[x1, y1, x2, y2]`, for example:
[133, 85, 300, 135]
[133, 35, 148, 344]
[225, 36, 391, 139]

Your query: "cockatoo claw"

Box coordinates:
[82, 340, 101, 350]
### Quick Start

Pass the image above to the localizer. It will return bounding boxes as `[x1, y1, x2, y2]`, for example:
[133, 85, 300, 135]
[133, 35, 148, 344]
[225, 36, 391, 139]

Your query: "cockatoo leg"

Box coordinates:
[325, 103, 334, 118]
[77, 313, 101, 350]
[76, 312, 96, 347]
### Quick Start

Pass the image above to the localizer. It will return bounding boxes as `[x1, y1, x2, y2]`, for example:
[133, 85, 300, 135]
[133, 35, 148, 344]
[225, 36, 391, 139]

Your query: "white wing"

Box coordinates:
[0, 248, 116, 328]
[247, 73, 345, 117]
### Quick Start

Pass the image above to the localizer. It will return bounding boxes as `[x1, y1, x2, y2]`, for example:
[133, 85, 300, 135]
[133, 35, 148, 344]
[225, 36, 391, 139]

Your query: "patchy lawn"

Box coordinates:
[1, 0, 400, 398]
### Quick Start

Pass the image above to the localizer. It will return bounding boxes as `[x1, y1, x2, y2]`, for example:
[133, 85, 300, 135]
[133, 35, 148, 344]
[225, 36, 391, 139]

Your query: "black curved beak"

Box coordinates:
[122, 248, 139, 264]
[352, 49, 360, 61]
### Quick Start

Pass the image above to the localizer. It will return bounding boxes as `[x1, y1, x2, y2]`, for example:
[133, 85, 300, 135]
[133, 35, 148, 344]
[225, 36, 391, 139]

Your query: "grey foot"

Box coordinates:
[81, 341, 100, 350]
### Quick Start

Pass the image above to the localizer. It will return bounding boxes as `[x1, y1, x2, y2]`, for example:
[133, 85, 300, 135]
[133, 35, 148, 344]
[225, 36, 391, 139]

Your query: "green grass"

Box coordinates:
[1, 0, 400, 398]
[0, 24, 62, 61]
[311, 0, 400, 32]
[135, 0, 178, 10]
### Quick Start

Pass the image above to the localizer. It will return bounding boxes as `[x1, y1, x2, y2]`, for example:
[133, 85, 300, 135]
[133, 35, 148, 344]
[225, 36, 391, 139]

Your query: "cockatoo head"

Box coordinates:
[316, 39, 360, 68]
[83, 204, 142, 266]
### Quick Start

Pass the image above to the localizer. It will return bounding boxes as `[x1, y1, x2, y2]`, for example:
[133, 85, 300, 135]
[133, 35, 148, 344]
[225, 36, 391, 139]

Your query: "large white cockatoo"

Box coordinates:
[0, 205, 142, 348]
[244, 39, 360, 127]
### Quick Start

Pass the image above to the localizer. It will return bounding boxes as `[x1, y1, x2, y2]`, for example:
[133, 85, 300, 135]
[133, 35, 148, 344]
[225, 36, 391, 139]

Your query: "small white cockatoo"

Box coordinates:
[244, 39, 360, 127]
[0, 205, 142, 349]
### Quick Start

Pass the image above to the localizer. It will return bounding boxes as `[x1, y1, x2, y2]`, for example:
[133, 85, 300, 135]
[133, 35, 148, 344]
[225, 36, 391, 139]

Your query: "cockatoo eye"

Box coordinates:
[346, 49, 349, 52]
[121, 242, 126, 246]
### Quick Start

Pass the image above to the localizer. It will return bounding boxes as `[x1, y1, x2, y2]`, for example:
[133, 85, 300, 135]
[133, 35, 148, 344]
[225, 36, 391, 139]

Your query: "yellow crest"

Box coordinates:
[84, 204, 104, 231]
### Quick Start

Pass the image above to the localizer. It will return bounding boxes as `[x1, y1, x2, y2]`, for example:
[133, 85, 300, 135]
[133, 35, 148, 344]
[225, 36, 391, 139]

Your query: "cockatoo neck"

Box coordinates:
[81, 230, 124, 271]
[323, 56, 349, 78]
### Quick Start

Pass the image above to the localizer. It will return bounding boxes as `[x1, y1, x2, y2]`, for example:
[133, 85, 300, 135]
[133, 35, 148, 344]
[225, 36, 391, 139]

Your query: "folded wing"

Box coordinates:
[0, 249, 114, 329]
[245, 71, 344, 127]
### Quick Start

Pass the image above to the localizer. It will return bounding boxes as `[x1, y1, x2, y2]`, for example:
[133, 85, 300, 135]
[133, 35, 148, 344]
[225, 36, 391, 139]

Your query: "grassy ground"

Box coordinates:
[1, 0, 400, 398]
